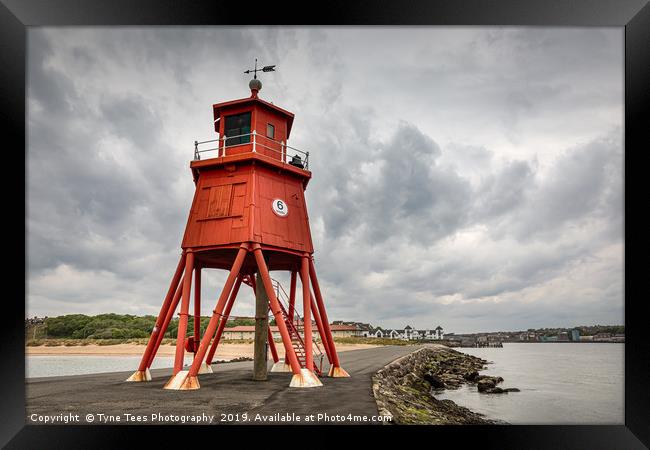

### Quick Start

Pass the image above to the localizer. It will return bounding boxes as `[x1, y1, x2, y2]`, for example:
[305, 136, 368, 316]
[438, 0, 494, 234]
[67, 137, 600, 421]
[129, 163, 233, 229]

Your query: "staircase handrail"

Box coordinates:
[270, 278, 325, 373]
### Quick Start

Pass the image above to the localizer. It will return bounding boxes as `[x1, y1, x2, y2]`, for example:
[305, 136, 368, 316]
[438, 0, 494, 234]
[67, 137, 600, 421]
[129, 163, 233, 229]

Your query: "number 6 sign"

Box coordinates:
[272, 199, 289, 217]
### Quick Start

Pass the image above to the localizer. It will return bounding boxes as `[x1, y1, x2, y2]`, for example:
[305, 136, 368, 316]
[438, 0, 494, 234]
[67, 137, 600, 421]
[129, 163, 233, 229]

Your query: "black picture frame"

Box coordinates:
[1, 0, 647, 448]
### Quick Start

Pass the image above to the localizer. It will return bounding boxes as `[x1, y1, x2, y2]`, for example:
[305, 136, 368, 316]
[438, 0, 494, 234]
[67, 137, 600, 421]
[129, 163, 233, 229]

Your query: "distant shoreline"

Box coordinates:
[24, 340, 623, 357]
[498, 341, 624, 344]
[25, 342, 381, 357]
[495, 341, 622, 343]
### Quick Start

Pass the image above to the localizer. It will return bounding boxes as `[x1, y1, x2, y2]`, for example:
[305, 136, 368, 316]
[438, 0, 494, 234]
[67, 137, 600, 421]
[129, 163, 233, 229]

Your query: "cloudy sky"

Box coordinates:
[27, 27, 623, 333]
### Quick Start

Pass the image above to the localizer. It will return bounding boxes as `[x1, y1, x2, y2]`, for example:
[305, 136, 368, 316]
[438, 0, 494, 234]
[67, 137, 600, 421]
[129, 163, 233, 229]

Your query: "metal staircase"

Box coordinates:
[243, 275, 324, 375]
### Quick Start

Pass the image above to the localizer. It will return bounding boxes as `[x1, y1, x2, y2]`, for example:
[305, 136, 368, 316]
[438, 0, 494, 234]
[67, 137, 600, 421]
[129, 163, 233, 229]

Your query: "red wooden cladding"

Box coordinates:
[206, 184, 233, 218]
[182, 163, 313, 255]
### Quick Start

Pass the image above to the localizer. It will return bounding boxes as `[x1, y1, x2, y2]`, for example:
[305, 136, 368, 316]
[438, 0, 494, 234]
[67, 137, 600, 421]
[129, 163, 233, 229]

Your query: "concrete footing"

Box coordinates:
[328, 366, 351, 378]
[163, 370, 200, 390]
[163, 370, 188, 390]
[270, 362, 293, 373]
[125, 368, 151, 382]
[197, 362, 213, 374]
[289, 368, 323, 388]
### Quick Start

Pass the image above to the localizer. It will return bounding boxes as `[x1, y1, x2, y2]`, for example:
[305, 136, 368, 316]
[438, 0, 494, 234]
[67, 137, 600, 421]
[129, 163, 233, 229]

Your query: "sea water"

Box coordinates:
[434, 342, 624, 424]
[25, 355, 197, 378]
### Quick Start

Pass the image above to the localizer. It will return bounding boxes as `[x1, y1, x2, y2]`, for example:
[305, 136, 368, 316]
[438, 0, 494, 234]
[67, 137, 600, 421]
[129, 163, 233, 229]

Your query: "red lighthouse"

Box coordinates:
[127, 65, 349, 390]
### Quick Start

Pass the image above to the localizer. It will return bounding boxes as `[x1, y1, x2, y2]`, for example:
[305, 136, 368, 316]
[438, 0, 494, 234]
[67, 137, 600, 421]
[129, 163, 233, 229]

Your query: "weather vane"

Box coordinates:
[244, 58, 276, 80]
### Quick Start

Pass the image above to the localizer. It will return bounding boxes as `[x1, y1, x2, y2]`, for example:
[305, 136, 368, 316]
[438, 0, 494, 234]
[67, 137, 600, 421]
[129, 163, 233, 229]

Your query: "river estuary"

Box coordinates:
[435, 342, 624, 424]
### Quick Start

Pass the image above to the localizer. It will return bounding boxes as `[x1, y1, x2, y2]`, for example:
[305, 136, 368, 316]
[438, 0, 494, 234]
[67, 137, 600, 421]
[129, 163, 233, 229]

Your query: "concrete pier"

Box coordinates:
[26, 346, 427, 425]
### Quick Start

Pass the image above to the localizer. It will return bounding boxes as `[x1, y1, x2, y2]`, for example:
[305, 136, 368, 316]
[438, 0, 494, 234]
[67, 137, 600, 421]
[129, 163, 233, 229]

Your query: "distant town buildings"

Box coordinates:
[510, 328, 584, 342]
[25, 316, 48, 325]
[593, 332, 625, 343]
[359, 324, 445, 341]
[221, 323, 359, 340]
[440, 326, 627, 347]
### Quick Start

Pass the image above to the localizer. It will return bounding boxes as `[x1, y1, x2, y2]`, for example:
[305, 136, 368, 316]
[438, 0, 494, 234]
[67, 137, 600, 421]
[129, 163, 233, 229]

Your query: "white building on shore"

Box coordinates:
[362, 324, 444, 341]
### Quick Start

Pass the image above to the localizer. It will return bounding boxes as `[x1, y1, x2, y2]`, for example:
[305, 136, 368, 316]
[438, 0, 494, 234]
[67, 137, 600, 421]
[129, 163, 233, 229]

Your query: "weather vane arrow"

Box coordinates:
[244, 58, 276, 79]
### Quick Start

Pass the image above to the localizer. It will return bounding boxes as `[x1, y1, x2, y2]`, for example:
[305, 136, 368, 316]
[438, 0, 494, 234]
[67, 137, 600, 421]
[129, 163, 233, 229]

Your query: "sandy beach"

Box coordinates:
[25, 342, 380, 359]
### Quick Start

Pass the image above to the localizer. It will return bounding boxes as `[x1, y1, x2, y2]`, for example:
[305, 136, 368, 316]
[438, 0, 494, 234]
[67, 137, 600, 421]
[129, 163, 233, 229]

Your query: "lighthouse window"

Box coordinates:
[224, 112, 251, 146]
[266, 123, 275, 139]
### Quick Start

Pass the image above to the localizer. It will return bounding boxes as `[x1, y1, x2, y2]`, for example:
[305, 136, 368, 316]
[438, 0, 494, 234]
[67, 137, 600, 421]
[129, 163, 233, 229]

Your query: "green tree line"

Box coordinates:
[27, 314, 257, 340]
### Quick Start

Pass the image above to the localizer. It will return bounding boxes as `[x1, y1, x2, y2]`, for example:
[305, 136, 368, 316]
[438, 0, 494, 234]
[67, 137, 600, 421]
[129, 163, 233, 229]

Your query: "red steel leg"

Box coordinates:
[127, 253, 185, 381]
[311, 293, 333, 364]
[147, 279, 184, 368]
[172, 251, 195, 374]
[299, 256, 314, 372]
[254, 246, 321, 387]
[165, 244, 248, 390]
[193, 267, 201, 354]
[285, 270, 297, 364]
[288, 270, 297, 324]
[205, 274, 244, 364]
[309, 257, 349, 378]
[252, 248, 301, 375]
[267, 327, 279, 363]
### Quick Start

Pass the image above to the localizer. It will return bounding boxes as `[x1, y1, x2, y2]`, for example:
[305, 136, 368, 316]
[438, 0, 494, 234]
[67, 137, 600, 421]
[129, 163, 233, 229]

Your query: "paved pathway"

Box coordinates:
[26, 345, 426, 425]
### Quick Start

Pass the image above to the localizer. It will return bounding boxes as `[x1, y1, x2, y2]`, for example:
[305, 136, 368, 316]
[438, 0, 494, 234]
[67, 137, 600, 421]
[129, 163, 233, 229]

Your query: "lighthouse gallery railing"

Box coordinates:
[193, 131, 310, 170]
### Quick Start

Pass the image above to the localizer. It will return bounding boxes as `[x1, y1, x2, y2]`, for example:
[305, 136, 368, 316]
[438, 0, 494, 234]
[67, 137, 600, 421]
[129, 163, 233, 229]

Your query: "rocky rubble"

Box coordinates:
[214, 356, 254, 364]
[372, 346, 517, 424]
[476, 375, 520, 394]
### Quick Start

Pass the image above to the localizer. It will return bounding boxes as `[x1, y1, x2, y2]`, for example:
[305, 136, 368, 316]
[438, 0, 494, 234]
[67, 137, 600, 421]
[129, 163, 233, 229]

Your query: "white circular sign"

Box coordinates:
[272, 199, 289, 217]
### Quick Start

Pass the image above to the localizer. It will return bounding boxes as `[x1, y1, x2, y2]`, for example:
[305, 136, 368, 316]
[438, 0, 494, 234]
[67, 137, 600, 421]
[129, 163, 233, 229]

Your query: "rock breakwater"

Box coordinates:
[372, 345, 515, 424]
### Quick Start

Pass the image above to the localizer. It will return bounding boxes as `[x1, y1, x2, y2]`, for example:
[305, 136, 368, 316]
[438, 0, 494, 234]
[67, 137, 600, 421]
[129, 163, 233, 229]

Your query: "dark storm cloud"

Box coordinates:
[473, 160, 534, 220]
[27, 27, 623, 332]
[316, 122, 472, 245]
[27, 30, 189, 280]
[100, 96, 161, 149]
[28, 31, 73, 114]
[490, 131, 624, 242]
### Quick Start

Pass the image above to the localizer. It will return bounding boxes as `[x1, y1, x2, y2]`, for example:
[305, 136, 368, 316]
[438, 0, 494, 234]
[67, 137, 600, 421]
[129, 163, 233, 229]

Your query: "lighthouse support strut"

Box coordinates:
[284, 270, 297, 365]
[267, 327, 279, 363]
[193, 267, 213, 374]
[310, 292, 333, 364]
[165, 244, 248, 390]
[299, 256, 314, 372]
[309, 257, 349, 378]
[205, 274, 243, 365]
[193, 268, 201, 351]
[127, 252, 185, 382]
[253, 245, 321, 387]
[147, 280, 184, 368]
[252, 247, 301, 375]
[288, 270, 297, 324]
[173, 251, 195, 374]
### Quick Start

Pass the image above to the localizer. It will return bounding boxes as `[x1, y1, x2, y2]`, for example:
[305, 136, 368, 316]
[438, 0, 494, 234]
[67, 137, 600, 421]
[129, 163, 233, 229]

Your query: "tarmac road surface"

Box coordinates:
[26, 345, 429, 425]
